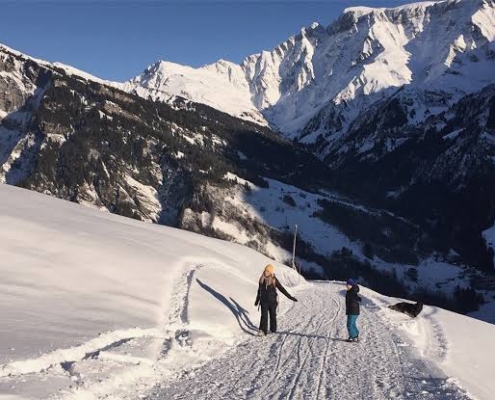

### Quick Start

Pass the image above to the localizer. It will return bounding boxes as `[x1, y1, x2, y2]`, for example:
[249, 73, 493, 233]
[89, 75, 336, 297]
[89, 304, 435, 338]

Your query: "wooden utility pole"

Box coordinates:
[292, 224, 298, 271]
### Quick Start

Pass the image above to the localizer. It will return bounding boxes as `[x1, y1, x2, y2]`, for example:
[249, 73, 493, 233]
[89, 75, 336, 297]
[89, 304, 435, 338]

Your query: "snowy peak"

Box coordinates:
[124, 59, 268, 126]
[343, 1, 439, 16]
[262, 0, 495, 135]
[342, 1, 479, 21]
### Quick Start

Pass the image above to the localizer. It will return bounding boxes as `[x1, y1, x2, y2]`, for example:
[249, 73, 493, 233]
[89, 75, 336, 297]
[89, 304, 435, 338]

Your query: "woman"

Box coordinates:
[345, 278, 362, 342]
[254, 264, 297, 335]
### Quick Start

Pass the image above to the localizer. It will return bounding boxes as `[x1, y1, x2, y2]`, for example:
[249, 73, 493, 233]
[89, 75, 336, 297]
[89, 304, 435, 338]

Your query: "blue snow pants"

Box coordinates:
[347, 314, 359, 339]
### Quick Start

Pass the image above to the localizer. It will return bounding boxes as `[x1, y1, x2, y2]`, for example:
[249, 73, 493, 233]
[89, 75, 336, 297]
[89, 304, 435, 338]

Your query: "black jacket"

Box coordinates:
[255, 276, 293, 306]
[345, 284, 361, 315]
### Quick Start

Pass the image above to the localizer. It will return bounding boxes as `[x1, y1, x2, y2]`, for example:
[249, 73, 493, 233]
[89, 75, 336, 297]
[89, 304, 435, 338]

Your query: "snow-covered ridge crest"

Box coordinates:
[0, 43, 123, 89]
[123, 58, 268, 126]
[343, 1, 444, 15]
[4, 0, 494, 135]
[0, 43, 51, 67]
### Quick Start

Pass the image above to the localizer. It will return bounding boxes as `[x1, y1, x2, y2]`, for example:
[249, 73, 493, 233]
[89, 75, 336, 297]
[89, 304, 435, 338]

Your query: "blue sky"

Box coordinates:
[1, 1, 424, 81]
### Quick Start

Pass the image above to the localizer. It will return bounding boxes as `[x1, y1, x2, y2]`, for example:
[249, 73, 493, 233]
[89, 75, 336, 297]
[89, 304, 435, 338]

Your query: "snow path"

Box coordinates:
[147, 283, 471, 400]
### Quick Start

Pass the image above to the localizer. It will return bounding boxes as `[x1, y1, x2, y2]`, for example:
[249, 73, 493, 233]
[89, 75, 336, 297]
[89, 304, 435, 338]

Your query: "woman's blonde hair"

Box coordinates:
[260, 264, 276, 287]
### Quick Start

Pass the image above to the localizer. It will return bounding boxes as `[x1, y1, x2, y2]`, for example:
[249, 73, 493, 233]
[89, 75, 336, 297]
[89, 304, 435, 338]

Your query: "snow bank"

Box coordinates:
[434, 309, 495, 400]
[371, 288, 495, 400]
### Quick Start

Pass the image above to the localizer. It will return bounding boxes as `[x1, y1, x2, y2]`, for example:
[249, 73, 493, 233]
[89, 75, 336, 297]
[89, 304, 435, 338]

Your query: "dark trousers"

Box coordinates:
[259, 302, 277, 334]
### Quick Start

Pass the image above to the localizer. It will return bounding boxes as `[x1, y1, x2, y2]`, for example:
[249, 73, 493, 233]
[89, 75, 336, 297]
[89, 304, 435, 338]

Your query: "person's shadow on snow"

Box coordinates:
[196, 279, 258, 335]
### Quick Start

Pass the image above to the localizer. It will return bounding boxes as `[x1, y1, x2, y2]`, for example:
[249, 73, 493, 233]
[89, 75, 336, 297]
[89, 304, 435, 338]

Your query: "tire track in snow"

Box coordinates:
[236, 299, 316, 400]
[252, 291, 330, 400]
[315, 295, 341, 400]
[246, 329, 290, 398]
[281, 289, 341, 400]
[285, 295, 338, 400]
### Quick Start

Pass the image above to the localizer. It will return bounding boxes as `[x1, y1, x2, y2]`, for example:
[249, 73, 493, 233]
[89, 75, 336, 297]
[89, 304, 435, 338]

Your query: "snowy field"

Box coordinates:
[1, 183, 495, 400]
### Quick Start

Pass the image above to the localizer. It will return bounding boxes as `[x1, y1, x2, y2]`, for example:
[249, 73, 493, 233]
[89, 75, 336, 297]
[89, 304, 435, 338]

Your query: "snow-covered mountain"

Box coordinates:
[1, 183, 495, 400]
[122, 2, 495, 269]
[126, 0, 495, 144]
[0, 41, 365, 281]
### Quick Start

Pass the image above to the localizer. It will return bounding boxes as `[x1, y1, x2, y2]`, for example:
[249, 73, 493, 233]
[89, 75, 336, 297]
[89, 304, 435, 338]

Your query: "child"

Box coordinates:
[345, 279, 361, 342]
[254, 264, 297, 335]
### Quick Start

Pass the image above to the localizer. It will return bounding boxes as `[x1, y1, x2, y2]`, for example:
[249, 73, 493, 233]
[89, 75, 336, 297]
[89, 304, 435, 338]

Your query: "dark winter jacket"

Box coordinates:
[255, 275, 294, 306]
[345, 284, 362, 315]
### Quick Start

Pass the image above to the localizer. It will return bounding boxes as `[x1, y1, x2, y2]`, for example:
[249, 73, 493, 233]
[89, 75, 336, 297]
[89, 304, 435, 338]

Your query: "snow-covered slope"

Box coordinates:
[1, 183, 495, 400]
[126, 0, 495, 141]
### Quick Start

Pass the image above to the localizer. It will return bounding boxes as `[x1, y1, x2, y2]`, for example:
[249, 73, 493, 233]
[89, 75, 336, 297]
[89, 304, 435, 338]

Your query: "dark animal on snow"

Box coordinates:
[388, 301, 423, 318]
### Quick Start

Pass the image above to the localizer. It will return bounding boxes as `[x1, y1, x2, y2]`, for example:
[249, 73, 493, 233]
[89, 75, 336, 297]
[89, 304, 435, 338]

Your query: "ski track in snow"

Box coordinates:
[147, 284, 471, 400]
[0, 327, 159, 378]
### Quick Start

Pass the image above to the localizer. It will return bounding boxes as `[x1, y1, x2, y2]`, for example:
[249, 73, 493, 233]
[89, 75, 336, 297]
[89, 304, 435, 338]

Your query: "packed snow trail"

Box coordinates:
[147, 283, 471, 400]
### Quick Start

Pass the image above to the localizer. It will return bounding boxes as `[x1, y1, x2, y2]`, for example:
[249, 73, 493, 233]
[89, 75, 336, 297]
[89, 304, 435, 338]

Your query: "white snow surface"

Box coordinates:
[225, 176, 358, 258]
[1, 183, 495, 399]
[0, 183, 301, 399]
